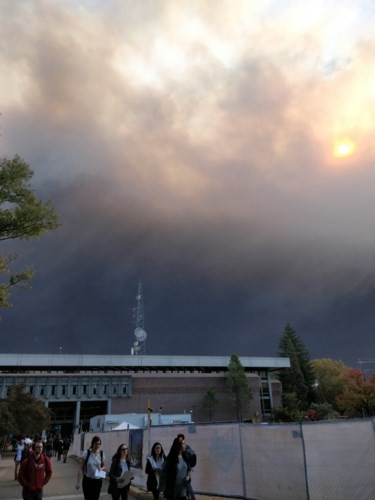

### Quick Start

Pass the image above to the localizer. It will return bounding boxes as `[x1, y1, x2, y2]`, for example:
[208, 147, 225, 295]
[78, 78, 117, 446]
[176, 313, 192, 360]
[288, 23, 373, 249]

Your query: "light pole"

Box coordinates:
[159, 406, 163, 425]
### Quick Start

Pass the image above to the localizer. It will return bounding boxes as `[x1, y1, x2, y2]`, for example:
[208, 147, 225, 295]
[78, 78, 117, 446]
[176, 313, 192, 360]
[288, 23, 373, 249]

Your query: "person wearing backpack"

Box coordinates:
[76, 436, 106, 500]
[177, 434, 196, 500]
[18, 440, 52, 499]
[161, 437, 191, 500]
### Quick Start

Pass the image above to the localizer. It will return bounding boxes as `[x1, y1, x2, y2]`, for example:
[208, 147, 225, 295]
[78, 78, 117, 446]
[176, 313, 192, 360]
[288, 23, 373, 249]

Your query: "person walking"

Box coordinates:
[21, 438, 33, 461]
[161, 437, 191, 500]
[108, 443, 133, 500]
[62, 436, 70, 463]
[45, 437, 53, 459]
[76, 435, 106, 500]
[18, 440, 52, 500]
[177, 434, 196, 500]
[55, 436, 63, 461]
[14, 438, 24, 480]
[145, 442, 166, 500]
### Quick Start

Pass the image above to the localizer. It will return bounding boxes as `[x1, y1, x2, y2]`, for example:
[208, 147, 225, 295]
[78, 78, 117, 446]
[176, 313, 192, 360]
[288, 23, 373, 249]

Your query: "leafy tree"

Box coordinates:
[336, 369, 375, 418]
[311, 358, 348, 409]
[203, 388, 218, 421]
[0, 400, 16, 444]
[0, 156, 60, 307]
[308, 402, 340, 420]
[226, 353, 253, 421]
[7, 385, 51, 436]
[277, 324, 316, 414]
[272, 392, 305, 422]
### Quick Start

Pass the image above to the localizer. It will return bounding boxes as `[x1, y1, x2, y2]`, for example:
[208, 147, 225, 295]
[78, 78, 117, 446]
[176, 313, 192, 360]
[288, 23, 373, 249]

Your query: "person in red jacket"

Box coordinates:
[18, 440, 52, 500]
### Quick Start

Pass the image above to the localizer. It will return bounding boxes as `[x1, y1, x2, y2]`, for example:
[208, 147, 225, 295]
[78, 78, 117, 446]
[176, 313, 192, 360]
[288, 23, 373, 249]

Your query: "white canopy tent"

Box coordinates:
[112, 421, 140, 430]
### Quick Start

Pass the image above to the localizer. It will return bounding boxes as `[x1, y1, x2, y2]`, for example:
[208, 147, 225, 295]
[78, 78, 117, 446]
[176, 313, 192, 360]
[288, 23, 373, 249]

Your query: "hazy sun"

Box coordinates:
[334, 140, 355, 158]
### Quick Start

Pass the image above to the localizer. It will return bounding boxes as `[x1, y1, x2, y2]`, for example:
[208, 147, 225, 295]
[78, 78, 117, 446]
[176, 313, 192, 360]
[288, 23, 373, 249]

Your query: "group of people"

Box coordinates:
[76, 432, 197, 500]
[13, 433, 72, 499]
[50, 435, 71, 462]
[146, 433, 197, 500]
[76, 435, 133, 500]
[13, 431, 196, 500]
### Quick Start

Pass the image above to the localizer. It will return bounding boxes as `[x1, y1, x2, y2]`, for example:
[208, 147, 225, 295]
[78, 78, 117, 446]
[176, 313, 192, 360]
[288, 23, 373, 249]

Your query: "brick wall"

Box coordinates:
[111, 372, 281, 422]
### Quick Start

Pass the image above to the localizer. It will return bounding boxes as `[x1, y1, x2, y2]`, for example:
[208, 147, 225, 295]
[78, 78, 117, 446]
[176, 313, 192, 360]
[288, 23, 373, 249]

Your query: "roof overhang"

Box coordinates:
[0, 354, 290, 371]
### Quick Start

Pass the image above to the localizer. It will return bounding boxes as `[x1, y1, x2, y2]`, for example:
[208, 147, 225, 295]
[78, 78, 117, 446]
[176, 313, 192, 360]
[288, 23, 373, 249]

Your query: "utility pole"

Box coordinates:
[147, 399, 153, 452]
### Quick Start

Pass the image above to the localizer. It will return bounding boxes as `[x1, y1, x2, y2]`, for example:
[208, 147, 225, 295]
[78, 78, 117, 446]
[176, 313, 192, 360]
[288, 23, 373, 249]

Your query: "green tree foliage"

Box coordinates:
[6, 385, 51, 437]
[336, 369, 375, 418]
[0, 156, 60, 307]
[311, 358, 348, 409]
[272, 392, 305, 422]
[226, 353, 253, 421]
[276, 324, 316, 420]
[308, 402, 341, 420]
[203, 388, 218, 421]
[0, 400, 17, 441]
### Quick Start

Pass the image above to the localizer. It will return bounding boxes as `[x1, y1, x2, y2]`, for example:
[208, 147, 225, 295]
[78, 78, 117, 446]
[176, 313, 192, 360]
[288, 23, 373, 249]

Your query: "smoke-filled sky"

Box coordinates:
[1, 0, 375, 367]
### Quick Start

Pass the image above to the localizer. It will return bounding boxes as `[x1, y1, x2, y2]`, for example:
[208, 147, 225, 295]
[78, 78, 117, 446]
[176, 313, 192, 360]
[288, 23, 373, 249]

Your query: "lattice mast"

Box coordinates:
[131, 280, 147, 355]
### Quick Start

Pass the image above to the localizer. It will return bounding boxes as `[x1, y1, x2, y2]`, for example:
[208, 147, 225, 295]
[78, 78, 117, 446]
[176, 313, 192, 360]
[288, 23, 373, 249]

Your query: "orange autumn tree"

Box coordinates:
[336, 368, 375, 418]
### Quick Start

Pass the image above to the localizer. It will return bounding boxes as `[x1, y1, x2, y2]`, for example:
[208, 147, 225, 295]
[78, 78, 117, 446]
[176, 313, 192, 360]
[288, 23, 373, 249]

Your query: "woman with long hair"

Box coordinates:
[162, 437, 191, 500]
[108, 443, 133, 500]
[145, 442, 166, 500]
[76, 435, 106, 500]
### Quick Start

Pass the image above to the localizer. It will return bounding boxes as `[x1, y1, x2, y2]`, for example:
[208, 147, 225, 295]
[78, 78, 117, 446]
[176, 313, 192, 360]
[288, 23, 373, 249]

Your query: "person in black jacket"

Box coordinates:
[161, 437, 191, 500]
[145, 442, 166, 500]
[177, 434, 196, 500]
[62, 436, 71, 463]
[108, 443, 133, 500]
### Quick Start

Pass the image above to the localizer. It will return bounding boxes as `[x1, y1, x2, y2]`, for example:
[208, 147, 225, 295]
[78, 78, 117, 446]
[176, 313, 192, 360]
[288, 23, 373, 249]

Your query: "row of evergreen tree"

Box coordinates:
[223, 323, 375, 422]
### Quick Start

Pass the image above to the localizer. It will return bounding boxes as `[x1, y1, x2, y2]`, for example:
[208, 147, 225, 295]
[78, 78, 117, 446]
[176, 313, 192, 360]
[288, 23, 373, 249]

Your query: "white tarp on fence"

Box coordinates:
[72, 417, 375, 500]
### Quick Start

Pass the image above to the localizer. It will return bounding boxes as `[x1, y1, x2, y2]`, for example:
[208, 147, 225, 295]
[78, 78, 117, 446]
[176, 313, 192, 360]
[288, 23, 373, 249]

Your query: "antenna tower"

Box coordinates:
[131, 280, 147, 355]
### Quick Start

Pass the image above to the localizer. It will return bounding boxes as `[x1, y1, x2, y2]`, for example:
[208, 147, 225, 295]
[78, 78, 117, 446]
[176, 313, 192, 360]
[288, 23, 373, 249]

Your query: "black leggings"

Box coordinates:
[82, 475, 102, 500]
[112, 483, 130, 500]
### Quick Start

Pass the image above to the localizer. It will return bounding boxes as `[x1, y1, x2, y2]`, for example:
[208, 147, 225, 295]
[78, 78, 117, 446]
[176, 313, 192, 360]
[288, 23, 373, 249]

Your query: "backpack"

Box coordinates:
[185, 445, 197, 468]
[84, 449, 104, 473]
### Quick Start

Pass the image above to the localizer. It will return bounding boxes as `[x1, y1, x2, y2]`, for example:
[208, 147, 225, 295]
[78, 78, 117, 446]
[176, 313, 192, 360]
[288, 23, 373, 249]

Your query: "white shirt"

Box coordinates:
[82, 449, 105, 479]
[15, 444, 24, 462]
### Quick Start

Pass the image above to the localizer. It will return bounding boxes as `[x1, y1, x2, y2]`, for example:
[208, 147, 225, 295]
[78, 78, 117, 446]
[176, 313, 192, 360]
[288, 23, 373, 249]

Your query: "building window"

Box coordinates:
[263, 398, 271, 411]
[72, 385, 77, 395]
[122, 386, 127, 395]
[261, 382, 270, 396]
[103, 385, 108, 395]
[83, 385, 87, 395]
[51, 386, 56, 396]
[62, 385, 66, 396]
[40, 386, 45, 396]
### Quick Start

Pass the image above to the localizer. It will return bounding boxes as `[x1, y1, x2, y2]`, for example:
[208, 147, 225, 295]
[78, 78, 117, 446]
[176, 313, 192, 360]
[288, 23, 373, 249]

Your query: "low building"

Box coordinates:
[0, 354, 289, 434]
[90, 412, 193, 432]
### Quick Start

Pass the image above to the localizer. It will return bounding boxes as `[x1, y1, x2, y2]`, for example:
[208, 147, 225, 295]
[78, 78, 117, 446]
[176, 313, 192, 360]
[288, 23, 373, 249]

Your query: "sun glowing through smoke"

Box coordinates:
[334, 140, 355, 158]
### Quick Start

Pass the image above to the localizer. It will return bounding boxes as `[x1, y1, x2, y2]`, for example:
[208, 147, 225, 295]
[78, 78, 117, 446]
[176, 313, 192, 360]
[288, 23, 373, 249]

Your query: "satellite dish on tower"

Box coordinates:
[134, 327, 147, 342]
